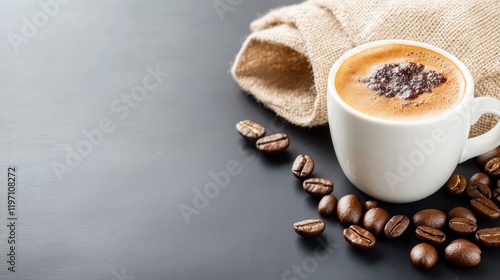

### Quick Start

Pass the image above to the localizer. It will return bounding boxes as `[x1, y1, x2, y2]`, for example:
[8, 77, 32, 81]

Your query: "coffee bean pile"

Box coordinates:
[236, 120, 500, 269]
[361, 62, 447, 99]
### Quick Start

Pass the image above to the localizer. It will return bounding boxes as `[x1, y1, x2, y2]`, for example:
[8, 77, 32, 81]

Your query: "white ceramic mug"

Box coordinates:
[327, 40, 500, 203]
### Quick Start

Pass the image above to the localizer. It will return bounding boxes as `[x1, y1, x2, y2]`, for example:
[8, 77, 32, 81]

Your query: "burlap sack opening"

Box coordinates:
[234, 40, 315, 116]
[231, 0, 500, 137]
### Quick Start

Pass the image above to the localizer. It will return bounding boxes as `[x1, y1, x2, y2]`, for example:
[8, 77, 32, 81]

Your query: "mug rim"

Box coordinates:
[328, 39, 475, 126]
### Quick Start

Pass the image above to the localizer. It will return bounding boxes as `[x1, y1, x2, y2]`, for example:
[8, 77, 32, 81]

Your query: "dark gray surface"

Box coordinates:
[0, 0, 498, 279]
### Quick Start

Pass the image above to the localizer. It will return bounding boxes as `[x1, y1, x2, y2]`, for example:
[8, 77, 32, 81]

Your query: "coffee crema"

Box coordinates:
[335, 44, 466, 121]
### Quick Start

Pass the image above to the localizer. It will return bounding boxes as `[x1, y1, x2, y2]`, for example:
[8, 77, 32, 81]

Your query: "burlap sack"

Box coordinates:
[231, 0, 500, 136]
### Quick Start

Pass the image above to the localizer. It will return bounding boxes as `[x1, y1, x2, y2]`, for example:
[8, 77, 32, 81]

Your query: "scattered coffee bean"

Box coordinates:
[293, 219, 325, 238]
[446, 174, 466, 196]
[444, 239, 481, 267]
[466, 181, 491, 199]
[448, 217, 477, 235]
[497, 179, 500, 188]
[470, 173, 491, 188]
[415, 226, 446, 246]
[343, 225, 376, 250]
[410, 243, 438, 270]
[447, 206, 477, 223]
[384, 215, 410, 239]
[493, 188, 500, 205]
[255, 133, 290, 154]
[303, 178, 333, 197]
[470, 197, 500, 219]
[476, 147, 500, 167]
[363, 200, 378, 211]
[318, 195, 337, 217]
[235, 120, 266, 140]
[485, 157, 500, 176]
[475, 227, 500, 248]
[412, 209, 447, 230]
[292, 155, 314, 179]
[363, 207, 390, 235]
[337, 194, 363, 225]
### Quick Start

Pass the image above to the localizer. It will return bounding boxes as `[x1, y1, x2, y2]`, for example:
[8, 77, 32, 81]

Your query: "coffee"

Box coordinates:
[384, 215, 410, 239]
[470, 173, 491, 188]
[466, 181, 491, 199]
[476, 147, 500, 167]
[448, 217, 477, 236]
[318, 195, 337, 217]
[303, 178, 333, 197]
[337, 194, 363, 226]
[412, 209, 447, 230]
[343, 225, 376, 250]
[410, 243, 438, 270]
[255, 133, 290, 154]
[362, 207, 390, 235]
[447, 207, 477, 223]
[335, 44, 466, 121]
[292, 154, 315, 179]
[475, 227, 500, 248]
[293, 219, 325, 238]
[468, 173, 492, 200]
[236, 120, 266, 140]
[485, 157, 500, 176]
[363, 200, 378, 212]
[493, 188, 500, 205]
[415, 226, 446, 246]
[446, 174, 466, 196]
[470, 197, 500, 219]
[444, 239, 482, 267]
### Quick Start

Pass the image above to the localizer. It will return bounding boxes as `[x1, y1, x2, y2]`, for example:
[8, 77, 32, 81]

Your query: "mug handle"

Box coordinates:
[459, 96, 500, 163]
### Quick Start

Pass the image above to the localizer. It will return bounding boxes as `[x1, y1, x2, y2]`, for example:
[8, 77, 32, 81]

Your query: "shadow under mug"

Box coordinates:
[327, 40, 500, 203]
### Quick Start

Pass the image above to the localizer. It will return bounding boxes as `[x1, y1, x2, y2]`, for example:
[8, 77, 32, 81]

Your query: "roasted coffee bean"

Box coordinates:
[466, 181, 491, 199]
[475, 227, 500, 248]
[415, 226, 446, 246]
[362, 207, 390, 235]
[493, 188, 500, 205]
[343, 225, 376, 250]
[337, 194, 363, 225]
[476, 147, 500, 167]
[446, 174, 466, 196]
[384, 215, 410, 239]
[412, 209, 447, 230]
[293, 219, 325, 238]
[447, 206, 477, 223]
[410, 243, 438, 270]
[448, 217, 477, 235]
[292, 155, 314, 179]
[235, 120, 266, 140]
[444, 239, 481, 267]
[303, 178, 333, 197]
[318, 195, 337, 217]
[255, 133, 289, 154]
[469, 173, 491, 188]
[497, 179, 500, 188]
[363, 200, 378, 211]
[485, 157, 500, 176]
[470, 197, 500, 219]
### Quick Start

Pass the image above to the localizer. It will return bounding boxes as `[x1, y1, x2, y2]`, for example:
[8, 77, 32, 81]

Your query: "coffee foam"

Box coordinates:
[335, 44, 466, 121]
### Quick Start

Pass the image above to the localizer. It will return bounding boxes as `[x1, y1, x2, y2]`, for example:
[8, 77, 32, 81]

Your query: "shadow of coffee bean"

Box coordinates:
[260, 151, 293, 165]
[344, 245, 383, 264]
[296, 233, 333, 254]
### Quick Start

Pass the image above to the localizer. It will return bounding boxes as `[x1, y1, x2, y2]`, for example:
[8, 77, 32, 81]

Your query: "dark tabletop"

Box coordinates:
[0, 0, 498, 279]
